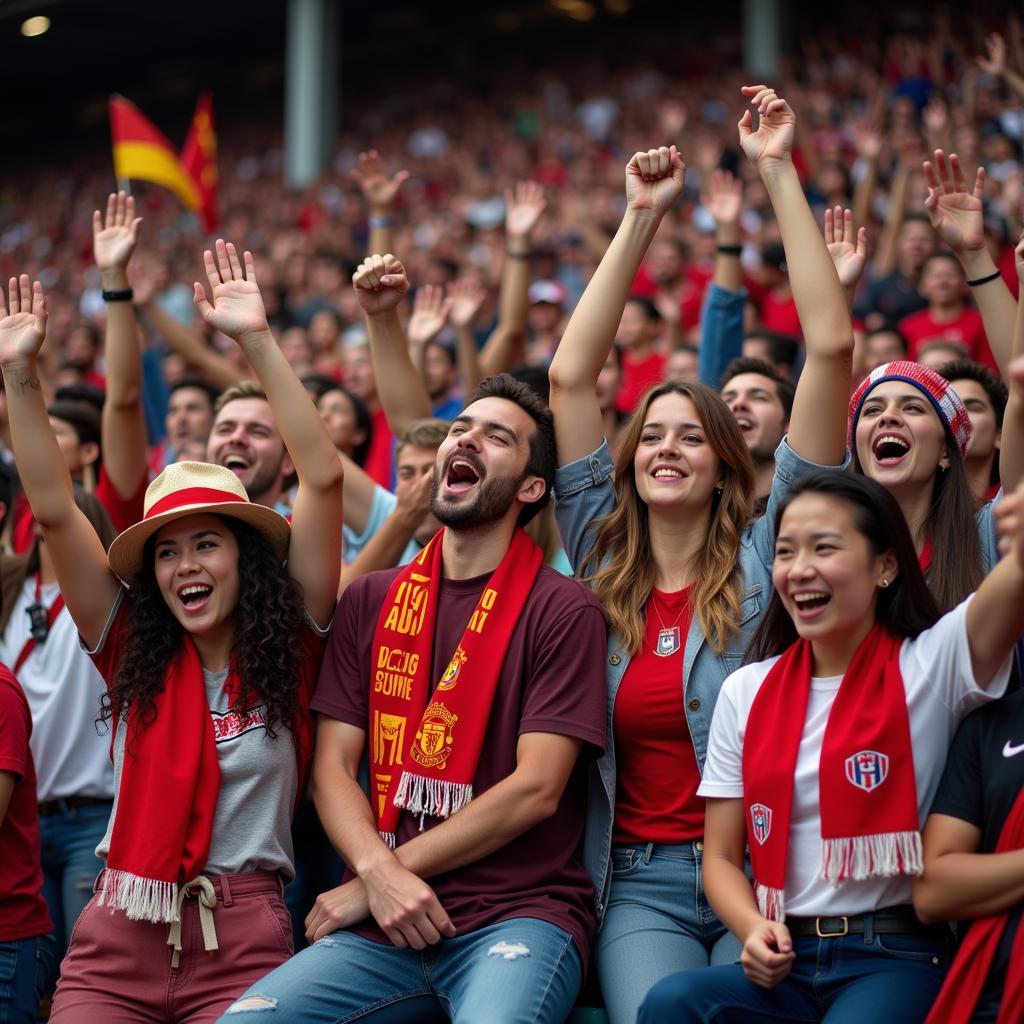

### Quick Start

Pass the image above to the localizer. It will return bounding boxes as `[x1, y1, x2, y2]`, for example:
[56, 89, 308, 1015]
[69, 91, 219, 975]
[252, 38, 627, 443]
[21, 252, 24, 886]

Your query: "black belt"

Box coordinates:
[38, 796, 112, 816]
[786, 905, 948, 939]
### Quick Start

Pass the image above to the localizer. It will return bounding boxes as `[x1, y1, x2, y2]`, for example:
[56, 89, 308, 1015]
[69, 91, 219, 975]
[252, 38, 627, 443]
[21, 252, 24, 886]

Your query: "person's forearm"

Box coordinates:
[549, 208, 660, 391]
[338, 508, 417, 594]
[698, 284, 746, 386]
[454, 323, 484, 394]
[139, 299, 241, 391]
[851, 158, 877, 245]
[998, 296, 1024, 491]
[915, 848, 1024, 922]
[966, 552, 1024, 685]
[1004, 67, 1024, 104]
[873, 166, 910, 277]
[366, 310, 432, 436]
[712, 221, 743, 292]
[761, 162, 852, 356]
[956, 249, 1016, 378]
[703, 854, 765, 943]
[239, 330, 341, 491]
[1, 358, 76, 527]
[498, 237, 531, 340]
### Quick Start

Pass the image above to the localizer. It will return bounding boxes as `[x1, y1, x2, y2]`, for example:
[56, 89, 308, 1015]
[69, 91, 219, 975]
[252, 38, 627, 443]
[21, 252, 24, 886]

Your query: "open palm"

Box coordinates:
[0, 276, 47, 365]
[93, 192, 142, 272]
[194, 241, 269, 342]
[923, 151, 985, 253]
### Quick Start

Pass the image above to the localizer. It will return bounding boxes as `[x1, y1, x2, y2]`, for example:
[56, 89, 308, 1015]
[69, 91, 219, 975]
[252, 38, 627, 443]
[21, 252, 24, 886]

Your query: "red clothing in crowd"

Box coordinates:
[616, 350, 666, 416]
[613, 587, 704, 845]
[630, 266, 710, 332]
[362, 406, 394, 490]
[899, 307, 996, 370]
[760, 291, 802, 340]
[0, 665, 53, 942]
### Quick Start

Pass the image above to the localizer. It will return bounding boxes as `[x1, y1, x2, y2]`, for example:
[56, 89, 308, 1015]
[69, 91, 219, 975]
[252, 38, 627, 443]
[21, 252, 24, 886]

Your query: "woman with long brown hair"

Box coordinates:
[547, 87, 853, 1023]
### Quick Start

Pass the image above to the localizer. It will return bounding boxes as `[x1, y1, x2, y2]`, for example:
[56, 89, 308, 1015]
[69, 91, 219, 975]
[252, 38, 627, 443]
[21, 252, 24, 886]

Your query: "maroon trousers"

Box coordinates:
[50, 870, 292, 1024]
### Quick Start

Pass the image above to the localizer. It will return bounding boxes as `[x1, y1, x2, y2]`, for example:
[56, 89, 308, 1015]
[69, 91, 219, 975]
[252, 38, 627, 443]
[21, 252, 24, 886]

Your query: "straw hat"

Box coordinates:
[107, 461, 290, 581]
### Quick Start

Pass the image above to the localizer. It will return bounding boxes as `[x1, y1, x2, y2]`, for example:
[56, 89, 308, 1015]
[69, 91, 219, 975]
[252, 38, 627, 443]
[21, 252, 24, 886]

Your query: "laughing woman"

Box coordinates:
[548, 86, 854, 1023]
[0, 245, 341, 1024]
[639, 471, 1024, 1024]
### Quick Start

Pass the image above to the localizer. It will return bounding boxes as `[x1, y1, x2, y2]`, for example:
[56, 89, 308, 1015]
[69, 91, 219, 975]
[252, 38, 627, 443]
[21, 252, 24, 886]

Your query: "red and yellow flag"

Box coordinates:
[109, 95, 218, 230]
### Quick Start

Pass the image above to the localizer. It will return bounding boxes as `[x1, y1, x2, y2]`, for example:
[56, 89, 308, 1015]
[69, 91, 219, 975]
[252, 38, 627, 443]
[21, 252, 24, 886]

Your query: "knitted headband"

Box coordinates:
[848, 360, 971, 458]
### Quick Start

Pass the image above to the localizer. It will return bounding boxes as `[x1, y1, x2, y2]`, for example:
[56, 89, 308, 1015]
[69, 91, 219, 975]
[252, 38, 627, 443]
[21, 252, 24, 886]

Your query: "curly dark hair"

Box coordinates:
[100, 517, 306, 743]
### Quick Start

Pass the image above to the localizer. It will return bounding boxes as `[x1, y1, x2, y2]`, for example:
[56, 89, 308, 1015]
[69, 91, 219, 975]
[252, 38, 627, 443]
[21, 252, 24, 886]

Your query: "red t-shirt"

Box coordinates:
[12, 465, 147, 554]
[0, 666, 53, 941]
[313, 564, 607, 964]
[612, 588, 704, 844]
[760, 291, 802, 340]
[362, 406, 394, 490]
[616, 349, 666, 416]
[899, 307, 996, 370]
[630, 267, 709, 331]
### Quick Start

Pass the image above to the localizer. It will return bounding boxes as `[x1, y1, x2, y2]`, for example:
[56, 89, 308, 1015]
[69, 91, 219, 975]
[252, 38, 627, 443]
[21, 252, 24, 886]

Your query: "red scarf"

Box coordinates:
[97, 609, 314, 923]
[369, 528, 542, 845]
[925, 784, 1024, 1024]
[742, 624, 922, 920]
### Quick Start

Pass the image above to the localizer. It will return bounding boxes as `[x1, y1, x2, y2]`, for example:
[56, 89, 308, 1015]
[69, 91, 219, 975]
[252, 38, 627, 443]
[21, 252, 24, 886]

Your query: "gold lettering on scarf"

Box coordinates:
[373, 711, 407, 766]
[374, 773, 392, 817]
[411, 701, 458, 770]
[467, 587, 498, 634]
[383, 576, 430, 636]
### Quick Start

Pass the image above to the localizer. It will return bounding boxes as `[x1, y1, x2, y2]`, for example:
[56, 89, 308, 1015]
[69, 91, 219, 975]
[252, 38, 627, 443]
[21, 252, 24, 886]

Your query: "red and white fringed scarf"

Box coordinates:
[369, 528, 542, 847]
[925, 783, 1024, 1024]
[741, 624, 922, 921]
[97, 607, 313, 923]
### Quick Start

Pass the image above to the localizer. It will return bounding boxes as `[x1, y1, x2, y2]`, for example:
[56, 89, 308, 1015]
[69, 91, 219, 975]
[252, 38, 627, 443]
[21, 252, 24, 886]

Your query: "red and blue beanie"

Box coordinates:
[848, 360, 972, 458]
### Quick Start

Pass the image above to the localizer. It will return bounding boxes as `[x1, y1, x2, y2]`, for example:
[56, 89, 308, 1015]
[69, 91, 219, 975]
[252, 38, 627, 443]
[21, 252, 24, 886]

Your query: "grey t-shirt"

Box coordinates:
[96, 666, 298, 878]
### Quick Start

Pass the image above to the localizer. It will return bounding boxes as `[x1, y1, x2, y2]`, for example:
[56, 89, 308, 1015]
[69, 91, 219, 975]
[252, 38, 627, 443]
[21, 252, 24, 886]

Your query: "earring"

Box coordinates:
[880, 579, 890, 588]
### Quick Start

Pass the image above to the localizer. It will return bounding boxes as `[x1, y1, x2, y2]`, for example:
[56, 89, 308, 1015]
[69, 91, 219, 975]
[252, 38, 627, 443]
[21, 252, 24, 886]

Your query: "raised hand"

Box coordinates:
[923, 99, 948, 135]
[353, 254, 409, 317]
[92, 192, 142, 278]
[193, 240, 270, 343]
[407, 284, 452, 347]
[448, 277, 486, 329]
[504, 181, 547, 240]
[923, 150, 986, 254]
[701, 169, 743, 227]
[351, 150, 410, 211]
[850, 120, 882, 161]
[824, 206, 868, 288]
[978, 32, 1007, 76]
[738, 85, 796, 168]
[624, 145, 686, 217]
[0, 275, 47, 366]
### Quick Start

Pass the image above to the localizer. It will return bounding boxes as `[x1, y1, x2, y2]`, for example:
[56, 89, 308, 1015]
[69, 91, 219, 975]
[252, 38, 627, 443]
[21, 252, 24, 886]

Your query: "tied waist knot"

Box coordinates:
[167, 875, 219, 968]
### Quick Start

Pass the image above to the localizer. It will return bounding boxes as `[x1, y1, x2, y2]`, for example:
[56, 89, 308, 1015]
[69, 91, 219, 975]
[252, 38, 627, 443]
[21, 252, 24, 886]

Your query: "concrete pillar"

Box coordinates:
[284, 0, 338, 189]
[743, 0, 786, 81]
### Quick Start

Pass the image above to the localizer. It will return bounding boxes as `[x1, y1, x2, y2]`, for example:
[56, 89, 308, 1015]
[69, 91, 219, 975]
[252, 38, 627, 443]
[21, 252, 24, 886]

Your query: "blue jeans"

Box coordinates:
[638, 928, 953, 1023]
[0, 933, 56, 1024]
[219, 917, 582, 1023]
[597, 842, 740, 1024]
[38, 800, 110, 977]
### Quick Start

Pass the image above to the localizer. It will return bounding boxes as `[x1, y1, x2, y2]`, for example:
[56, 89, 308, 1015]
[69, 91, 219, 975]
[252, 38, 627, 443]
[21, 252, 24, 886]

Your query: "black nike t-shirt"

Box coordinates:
[930, 687, 1024, 1015]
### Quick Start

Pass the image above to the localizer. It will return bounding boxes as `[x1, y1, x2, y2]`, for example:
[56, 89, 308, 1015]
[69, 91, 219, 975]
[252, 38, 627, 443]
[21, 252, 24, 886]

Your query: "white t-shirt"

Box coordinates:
[0, 577, 114, 803]
[699, 598, 1011, 917]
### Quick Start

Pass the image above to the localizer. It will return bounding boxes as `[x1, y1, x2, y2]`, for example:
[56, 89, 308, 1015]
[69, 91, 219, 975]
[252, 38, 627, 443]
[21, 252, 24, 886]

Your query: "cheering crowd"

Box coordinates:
[3, 13, 1024, 1024]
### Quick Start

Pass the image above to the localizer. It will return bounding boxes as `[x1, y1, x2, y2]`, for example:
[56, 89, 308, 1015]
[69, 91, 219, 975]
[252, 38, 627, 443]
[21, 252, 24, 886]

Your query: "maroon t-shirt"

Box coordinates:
[0, 665, 53, 941]
[313, 564, 607, 962]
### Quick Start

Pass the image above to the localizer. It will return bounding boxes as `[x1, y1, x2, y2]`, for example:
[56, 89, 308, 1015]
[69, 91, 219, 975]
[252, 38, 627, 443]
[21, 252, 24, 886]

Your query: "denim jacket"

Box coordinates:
[553, 436, 851, 927]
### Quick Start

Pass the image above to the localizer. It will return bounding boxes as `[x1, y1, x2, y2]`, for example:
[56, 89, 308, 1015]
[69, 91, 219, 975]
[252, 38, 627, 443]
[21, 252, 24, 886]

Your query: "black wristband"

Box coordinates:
[966, 269, 1001, 288]
[102, 288, 134, 303]
[506, 250, 530, 260]
[716, 244, 742, 256]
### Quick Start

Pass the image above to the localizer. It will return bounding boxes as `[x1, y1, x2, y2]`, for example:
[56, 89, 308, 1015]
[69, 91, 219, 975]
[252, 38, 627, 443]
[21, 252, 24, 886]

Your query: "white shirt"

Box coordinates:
[699, 599, 1010, 917]
[0, 577, 114, 803]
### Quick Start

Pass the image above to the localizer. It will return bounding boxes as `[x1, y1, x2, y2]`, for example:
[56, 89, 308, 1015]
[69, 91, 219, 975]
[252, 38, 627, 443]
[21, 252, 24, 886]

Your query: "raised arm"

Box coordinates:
[924, 150, 1017, 379]
[94, 192, 147, 501]
[447, 277, 487, 395]
[965, 477, 1024, 685]
[824, 206, 869, 386]
[194, 241, 341, 625]
[998, 244, 1024, 492]
[0, 278, 119, 645]
[849, 120, 881, 240]
[978, 32, 1024, 105]
[352, 255, 432, 437]
[704, 169, 744, 293]
[406, 284, 452, 381]
[478, 181, 548, 377]
[548, 146, 686, 464]
[351, 150, 409, 258]
[740, 85, 853, 465]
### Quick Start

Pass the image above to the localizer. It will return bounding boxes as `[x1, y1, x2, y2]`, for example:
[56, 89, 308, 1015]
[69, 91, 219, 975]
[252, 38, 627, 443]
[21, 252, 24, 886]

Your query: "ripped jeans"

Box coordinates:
[219, 918, 582, 1024]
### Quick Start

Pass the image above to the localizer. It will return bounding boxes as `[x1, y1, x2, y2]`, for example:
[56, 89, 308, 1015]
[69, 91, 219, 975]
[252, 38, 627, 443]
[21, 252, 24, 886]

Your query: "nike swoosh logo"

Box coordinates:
[1003, 741, 1024, 758]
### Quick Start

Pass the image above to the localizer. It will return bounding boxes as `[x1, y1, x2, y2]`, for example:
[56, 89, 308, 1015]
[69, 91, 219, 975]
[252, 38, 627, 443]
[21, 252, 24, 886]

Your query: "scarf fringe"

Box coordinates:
[99, 868, 178, 923]
[380, 831, 397, 849]
[393, 771, 473, 828]
[821, 830, 923, 883]
[755, 882, 785, 922]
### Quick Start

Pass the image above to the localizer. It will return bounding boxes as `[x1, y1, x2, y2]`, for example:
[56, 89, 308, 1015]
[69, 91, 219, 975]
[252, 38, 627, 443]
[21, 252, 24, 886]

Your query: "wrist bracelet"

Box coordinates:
[102, 288, 134, 302]
[966, 269, 1001, 287]
[716, 244, 742, 256]
[506, 250, 530, 260]
[368, 216, 393, 229]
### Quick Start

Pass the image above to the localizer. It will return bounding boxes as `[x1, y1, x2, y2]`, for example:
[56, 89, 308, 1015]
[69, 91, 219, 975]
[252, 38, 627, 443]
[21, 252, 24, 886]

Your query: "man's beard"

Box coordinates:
[430, 465, 523, 532]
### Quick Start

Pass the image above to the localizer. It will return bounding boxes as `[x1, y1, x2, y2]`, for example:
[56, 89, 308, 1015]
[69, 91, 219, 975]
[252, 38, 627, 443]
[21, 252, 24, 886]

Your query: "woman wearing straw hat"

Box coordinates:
[0, 242, 342, 1024]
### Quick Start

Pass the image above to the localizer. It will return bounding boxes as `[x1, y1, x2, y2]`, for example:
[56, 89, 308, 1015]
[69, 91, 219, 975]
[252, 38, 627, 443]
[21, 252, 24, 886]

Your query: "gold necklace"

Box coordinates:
[651, 590, 687, 657]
